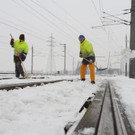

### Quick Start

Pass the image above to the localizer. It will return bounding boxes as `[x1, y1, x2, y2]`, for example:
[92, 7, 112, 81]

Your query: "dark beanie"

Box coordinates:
[19, 34, 25, 41]
[79, 35, 85, 40]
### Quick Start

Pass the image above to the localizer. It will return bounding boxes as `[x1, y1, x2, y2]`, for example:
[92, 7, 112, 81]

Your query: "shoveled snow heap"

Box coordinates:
[121, 49, 135, 64]
[111, 76, 135, 131]
[0, 77, 103, 135]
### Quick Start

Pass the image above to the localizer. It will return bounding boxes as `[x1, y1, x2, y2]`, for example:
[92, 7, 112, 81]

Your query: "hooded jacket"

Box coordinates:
[11, 40, 29, 62]
[80, 39, 94, 57]
[80, 39, 95, 65]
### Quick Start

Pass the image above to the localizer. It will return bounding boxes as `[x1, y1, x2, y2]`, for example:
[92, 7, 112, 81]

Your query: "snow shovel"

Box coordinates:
[10, 34, 30, 78]
[83, 57, 107, 71]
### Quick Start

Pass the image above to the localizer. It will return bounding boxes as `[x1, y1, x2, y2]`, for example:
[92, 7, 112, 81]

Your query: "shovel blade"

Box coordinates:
[24, 74, 31, 79]
[96, 68, 107, 71]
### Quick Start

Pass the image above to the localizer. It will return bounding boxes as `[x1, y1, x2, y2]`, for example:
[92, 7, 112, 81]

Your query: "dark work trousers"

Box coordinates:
[15, 61, 24, 78]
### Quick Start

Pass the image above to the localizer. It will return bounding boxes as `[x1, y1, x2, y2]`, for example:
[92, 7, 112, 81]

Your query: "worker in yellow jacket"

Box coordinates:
[79, 35, 95, 84]
[10, 34, 29, 78]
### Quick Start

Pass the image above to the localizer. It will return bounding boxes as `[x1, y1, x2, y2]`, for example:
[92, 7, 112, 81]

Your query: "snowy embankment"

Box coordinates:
[111, 76, 135, 131]
[0, 75, 104, 135]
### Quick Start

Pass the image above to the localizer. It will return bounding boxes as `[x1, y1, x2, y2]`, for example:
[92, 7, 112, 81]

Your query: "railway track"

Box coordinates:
[0, 76, 49, 80]
[0, 77, 13, 80]
[72, 81, 134, 135]
[0, 79, 73, 91]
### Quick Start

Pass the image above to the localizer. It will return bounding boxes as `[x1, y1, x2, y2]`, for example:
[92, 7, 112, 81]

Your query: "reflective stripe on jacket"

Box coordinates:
[80, 39, 94, 57]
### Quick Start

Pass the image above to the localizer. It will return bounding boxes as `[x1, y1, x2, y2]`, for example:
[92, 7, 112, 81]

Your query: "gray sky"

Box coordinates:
[0, 0, 131, 73]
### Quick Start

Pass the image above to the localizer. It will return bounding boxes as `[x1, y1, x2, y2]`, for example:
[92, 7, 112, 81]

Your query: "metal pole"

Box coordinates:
[50, 33, 53, 74]
[125, 35, 127, 76]
[60, 44, 66, 74]
[130, 0, 135, 50]
[73, 57, 74, 75]
[47, 33, 55, 74]
[129, 0, 135, 78]
[107, 52, 111, 68]
[31, 46, 33, 74]
[107, 52, 111, 74]
[64, 44, 66, 74]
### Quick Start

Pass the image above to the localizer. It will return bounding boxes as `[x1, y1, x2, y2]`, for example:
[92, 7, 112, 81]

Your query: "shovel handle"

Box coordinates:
[82, 57, 107, 71]
[83, 57, 98, 69]
[10, 33, 13, 38]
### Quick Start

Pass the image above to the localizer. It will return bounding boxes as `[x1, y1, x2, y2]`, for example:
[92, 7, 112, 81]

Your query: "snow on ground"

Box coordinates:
[0, 75, 104, 135]
[1, 74, 135, 134]
[110, 76, 135, 131]
[0, 74, 80, 87]
[73, 127, 95, 135]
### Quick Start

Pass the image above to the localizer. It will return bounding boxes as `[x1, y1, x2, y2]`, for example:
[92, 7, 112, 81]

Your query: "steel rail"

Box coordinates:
[73, 81, 134, 135]
[0, 77, 13, 80]
[95, 81, 130, 135]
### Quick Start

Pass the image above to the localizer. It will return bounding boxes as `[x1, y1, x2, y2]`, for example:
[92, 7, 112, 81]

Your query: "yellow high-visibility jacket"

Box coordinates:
[80, 39, 94, 57]
[13, 40, 29, 56]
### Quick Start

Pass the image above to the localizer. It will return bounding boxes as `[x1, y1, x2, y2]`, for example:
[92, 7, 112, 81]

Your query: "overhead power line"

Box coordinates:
[13, 0, 77, 44]
[91, 0, 105, 28]
[2, 0, 80, 57]
[0, 8, 44, 38]
[90, 0, 126, 50]
[0, 17, 46, 39]
[12, 0, 113, 57]
[23, 0, 80, 58]
[103, 12, 130, 24]
[19, 0, 77, 43]
[31, 0, 81, 35]
[51, 0, 113, 53]
[0, 20, 47, 41]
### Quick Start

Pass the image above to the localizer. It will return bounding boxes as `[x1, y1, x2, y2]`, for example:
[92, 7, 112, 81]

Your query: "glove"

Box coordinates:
[79, 54, 83, 58]
[11, 38, 14, 42]
[18, 55, 21, 59]
[89, 59, 93, 64]
[21, 52, 27, 61]
[10, 38, 14, 46]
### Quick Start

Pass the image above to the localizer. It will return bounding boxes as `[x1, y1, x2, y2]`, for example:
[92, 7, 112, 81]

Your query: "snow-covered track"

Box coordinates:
[0, 79, 73, 91]
[0, 76, 48, 80]
[0, 77, 13, 80]
[73, 81, 134, 135]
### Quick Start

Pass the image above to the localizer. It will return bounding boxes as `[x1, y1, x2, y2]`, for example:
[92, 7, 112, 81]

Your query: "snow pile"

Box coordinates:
[76, 127, 95, 135]
[121, 48, 135, 63]
[0, 77, 103, 135]
[111, 76, 135, 131]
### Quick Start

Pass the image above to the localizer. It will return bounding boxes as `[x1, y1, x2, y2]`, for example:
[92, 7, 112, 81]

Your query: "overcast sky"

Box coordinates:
[0, 0, 131, 73]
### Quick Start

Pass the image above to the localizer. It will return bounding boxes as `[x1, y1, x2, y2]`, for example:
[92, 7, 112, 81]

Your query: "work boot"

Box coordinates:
[91, 81, 95, 84]
[81, 79, 85, 81]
